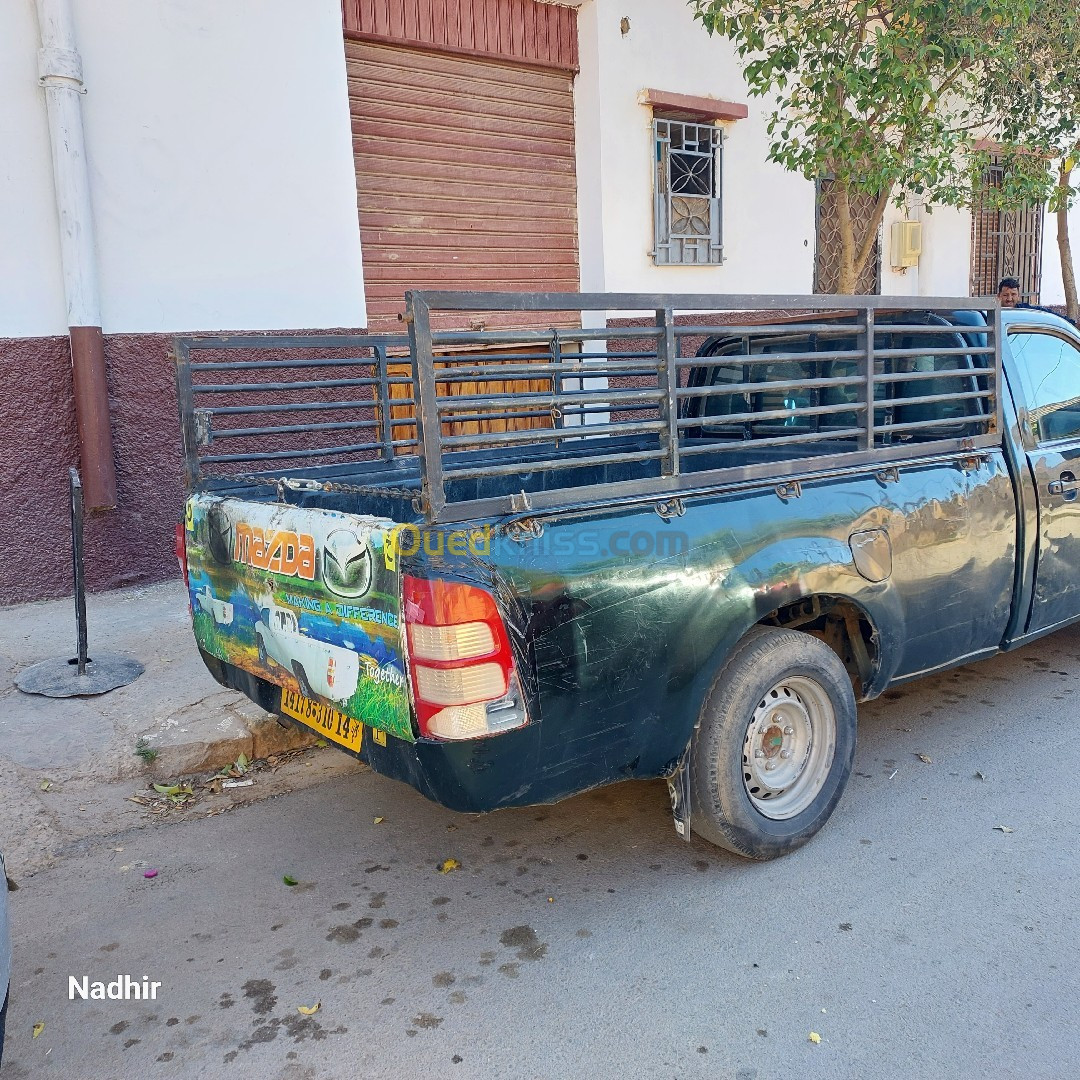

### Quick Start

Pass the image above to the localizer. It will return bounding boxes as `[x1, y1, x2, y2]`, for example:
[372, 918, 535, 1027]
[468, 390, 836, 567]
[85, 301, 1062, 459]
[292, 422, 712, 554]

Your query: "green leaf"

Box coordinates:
[283, 875, 299, 886]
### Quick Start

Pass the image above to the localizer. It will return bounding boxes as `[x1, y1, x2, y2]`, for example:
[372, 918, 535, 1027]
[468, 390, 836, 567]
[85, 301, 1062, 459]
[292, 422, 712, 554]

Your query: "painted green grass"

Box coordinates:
[194, 607, 412, 741]
[345, 676, 412, 742]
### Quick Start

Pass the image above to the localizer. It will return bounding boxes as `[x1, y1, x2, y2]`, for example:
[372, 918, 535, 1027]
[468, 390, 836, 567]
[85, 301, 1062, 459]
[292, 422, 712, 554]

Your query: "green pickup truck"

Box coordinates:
[174, 292, 1080, 859]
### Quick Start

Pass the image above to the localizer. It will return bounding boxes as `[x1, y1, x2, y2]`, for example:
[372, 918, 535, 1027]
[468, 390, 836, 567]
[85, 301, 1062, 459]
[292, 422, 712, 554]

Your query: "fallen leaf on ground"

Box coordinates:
[808, 1031, 821, 1044]
[297, 1002, 321, 1015]
[283, 875, 299, 886]
[126, 796, 151, 806]
[437, 858, 461, 874]
[916, 753, 933, 764]
[32, 1022, 45, 1039]
[235, 753, 249, 773]
[993, 825, 1014, 834]
[153, 783, 181, 795]
[373, 817, 385, 825]
[975, 770, 987, 780]
[39, 780, 52, 792]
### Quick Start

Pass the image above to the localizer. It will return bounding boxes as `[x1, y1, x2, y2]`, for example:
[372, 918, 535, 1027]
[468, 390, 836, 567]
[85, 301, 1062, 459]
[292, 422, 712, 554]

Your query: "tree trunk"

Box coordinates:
[834, 181, 857, 294]
[852, 189, 893, 291]
[832, 180, 892, 294]
[1058, 160, 1078, 324]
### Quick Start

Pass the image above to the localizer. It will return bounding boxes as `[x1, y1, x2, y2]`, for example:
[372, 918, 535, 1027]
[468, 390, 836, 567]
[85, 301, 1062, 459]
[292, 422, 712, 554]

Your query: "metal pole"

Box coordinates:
[405, 293, 446, 522]
[656, 308, 680, 477]
[70, 467, 88, 674]
[35, 0, 117, 509]
[863, 307, 876, 451]
[375, 345, 394, 461]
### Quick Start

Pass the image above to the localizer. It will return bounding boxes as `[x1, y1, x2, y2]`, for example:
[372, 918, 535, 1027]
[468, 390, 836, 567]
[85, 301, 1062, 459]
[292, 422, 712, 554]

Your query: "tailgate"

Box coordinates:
[183, 494, 413, 743]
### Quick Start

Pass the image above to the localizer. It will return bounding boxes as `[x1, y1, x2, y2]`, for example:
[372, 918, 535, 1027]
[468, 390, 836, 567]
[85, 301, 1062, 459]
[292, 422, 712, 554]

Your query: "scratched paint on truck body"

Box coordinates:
[184, 495, 413, 743]
[467, 451, 1018, 800]
[196, 450, 1019, 811]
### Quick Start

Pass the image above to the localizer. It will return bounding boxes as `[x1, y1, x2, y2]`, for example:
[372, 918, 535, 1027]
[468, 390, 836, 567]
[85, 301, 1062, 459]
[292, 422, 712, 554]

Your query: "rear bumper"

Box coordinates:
[199, 650, 543, 812]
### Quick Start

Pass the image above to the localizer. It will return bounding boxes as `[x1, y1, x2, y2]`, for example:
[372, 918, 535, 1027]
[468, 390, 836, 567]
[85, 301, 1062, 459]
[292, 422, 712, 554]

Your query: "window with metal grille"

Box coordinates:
[652, 118, 722, 265]
[970, 157, 1044, 302]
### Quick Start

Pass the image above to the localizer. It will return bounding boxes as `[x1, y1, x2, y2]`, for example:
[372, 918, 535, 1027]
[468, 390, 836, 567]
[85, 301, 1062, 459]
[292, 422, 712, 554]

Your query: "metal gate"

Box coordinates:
[969, 158, 1044, 302]
[814, 179, 881, 294]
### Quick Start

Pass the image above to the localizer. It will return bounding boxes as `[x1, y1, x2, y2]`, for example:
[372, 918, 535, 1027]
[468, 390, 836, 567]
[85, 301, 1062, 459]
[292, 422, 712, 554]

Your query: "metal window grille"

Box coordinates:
[814, 178, 881, 295]
[970, 158, 1044, 303]
[652, 118, 722, 265]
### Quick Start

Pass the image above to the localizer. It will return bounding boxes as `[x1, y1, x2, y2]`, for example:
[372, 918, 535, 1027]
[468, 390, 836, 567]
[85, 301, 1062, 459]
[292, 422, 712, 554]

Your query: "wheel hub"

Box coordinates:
[742, 678, 836, 820]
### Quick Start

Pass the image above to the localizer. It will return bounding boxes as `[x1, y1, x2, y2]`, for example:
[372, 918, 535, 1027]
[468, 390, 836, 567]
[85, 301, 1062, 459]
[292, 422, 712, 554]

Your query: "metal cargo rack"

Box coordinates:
[175, 292, 1003, 525]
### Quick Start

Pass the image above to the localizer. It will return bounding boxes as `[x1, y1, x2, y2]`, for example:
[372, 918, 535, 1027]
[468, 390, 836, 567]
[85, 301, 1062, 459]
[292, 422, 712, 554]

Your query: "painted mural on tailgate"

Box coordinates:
[183, 495, 413, 743]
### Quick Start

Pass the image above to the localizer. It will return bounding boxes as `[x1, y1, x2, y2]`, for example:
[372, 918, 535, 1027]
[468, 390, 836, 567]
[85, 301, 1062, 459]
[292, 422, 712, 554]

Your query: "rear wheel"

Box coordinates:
[689, 626, 857, 859]
[292, 662, 315, 700]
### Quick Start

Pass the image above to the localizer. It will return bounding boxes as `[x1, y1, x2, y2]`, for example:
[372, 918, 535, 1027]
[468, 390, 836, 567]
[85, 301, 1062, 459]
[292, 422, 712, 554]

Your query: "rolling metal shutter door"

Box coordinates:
[346, 39, 580, 331]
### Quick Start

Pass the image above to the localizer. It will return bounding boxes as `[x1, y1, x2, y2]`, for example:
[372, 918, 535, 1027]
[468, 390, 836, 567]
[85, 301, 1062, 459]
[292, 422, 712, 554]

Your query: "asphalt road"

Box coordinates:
[3, 626, 1079, 1080]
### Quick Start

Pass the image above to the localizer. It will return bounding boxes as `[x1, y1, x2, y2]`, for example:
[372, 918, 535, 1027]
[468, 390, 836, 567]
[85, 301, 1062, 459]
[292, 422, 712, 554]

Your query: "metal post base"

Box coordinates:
[15, 653, 144, 698]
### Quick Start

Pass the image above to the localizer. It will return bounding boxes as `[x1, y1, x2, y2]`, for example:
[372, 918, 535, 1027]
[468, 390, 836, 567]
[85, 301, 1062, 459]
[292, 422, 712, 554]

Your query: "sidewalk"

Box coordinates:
[0, 579, 316, 785]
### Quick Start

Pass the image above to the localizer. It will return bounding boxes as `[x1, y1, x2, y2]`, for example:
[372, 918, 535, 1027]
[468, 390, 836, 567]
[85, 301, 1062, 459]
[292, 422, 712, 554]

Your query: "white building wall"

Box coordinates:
[1040, 200, 1080, 307]
[879, 201, 973, 298]
[576, 0, 982, 303]
[914, 206, 973, 297]
[0, 0, 68, 337]
[0, 0, 365, 338]
[581, 0, 815, 298]
[572, 0, 606, 319]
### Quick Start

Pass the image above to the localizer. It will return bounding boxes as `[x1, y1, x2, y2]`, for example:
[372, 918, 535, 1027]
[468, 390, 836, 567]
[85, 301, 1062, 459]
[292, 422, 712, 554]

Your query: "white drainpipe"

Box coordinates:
[35, 0, 117, 508]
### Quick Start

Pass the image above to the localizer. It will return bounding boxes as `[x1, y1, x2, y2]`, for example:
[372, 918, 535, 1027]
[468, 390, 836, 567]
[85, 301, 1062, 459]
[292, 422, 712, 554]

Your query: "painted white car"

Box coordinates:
[254, 604, 360, 704]
[195, 585, 234, 626]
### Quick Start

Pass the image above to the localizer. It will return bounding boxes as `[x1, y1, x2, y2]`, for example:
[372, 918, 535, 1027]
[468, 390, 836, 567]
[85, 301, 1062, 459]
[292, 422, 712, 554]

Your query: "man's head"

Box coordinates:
[998, 277, 1021, 307]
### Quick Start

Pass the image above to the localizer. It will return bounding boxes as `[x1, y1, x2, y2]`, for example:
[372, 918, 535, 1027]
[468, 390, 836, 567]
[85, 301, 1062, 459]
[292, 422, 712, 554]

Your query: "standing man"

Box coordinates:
[997, 277, 1021, 307]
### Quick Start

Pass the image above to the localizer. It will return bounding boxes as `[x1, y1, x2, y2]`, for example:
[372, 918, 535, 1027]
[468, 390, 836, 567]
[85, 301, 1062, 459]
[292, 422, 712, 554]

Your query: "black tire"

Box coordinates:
[689, 626, 857, 859]
[292, 662, 315, 700]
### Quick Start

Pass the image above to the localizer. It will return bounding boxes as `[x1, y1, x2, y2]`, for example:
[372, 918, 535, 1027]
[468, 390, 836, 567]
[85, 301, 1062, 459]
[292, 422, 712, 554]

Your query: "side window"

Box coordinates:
[699, 334, 862, 435]
[652, 117, 722, 265]
[1009, 331, 1080, 444]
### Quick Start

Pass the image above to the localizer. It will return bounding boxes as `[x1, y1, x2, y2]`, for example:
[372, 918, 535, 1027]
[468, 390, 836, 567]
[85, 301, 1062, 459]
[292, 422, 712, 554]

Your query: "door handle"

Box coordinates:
[1048, 475, 1080, 500]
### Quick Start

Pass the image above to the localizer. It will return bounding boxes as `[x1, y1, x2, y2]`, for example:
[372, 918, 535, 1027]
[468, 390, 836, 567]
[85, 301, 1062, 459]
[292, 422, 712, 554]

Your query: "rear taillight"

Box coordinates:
[403, 575, 528, 741]
[175, 522, 188, 584]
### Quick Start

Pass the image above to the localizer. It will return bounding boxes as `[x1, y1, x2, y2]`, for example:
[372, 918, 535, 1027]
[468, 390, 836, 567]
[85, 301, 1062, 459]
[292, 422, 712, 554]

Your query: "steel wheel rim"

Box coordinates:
[741, 676, 836, 820]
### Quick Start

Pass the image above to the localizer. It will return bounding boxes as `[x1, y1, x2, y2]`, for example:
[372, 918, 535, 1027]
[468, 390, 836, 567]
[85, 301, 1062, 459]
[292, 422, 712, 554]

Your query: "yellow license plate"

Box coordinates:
[280, 687, 364, 753]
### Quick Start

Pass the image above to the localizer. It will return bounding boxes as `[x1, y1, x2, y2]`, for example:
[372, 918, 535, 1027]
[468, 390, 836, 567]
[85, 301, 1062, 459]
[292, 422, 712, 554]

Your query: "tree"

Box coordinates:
[980, 3, 1080, 320]
[690, 0, 1037, 293]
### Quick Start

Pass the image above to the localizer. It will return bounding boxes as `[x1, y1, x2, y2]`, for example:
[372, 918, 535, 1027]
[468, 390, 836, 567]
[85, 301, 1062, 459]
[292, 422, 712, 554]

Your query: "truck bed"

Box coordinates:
[177, 292, 1001, 526]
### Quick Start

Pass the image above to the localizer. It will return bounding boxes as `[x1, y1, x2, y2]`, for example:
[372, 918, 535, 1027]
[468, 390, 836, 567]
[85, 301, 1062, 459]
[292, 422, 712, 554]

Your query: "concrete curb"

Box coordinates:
[0, 580, 323, 787]
[148, 713, 320, 782]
